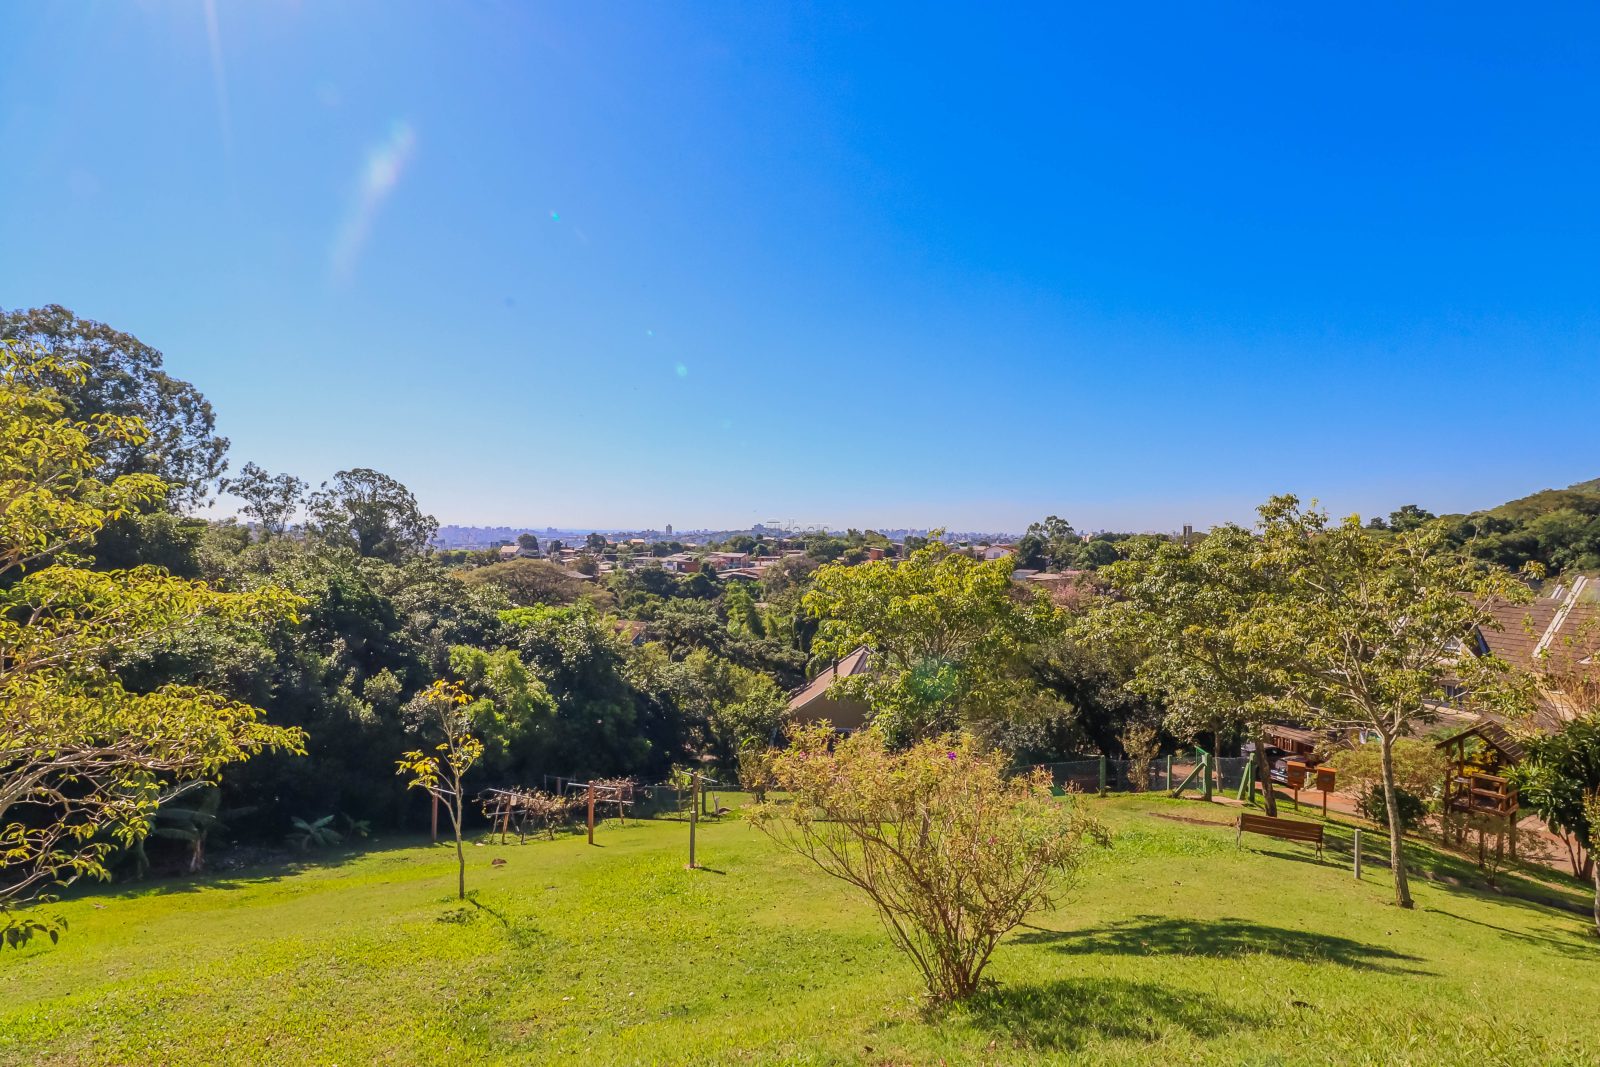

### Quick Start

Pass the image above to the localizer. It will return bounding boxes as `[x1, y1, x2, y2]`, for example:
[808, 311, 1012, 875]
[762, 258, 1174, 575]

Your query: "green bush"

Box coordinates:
[1357, 785, 1427, 833]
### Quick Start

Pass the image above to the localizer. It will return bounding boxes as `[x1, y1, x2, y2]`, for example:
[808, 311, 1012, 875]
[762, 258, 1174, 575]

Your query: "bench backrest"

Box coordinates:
[1238, 813, 1324, 841]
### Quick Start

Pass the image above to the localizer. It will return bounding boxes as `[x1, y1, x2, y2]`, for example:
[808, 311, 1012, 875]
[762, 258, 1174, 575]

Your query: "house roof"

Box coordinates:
[1435, 718, 1528, 763]
[787, 646, 871, 712]
[1476, 578, 1600, 670]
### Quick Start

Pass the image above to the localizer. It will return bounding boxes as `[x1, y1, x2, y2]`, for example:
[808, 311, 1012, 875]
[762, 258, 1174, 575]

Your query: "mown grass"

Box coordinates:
[3, 794, 1597, 1066]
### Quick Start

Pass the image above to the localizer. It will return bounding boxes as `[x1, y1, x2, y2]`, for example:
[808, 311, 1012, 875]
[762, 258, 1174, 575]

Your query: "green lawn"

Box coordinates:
[3, 795, 1597, 1066]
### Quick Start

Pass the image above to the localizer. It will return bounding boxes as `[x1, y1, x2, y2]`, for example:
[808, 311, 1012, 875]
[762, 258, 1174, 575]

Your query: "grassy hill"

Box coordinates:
[3, 796, 1597, 1066]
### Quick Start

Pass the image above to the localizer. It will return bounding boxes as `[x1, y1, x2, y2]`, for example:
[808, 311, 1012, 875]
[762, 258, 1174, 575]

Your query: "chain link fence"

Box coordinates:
[1022, 754, 1256, 796]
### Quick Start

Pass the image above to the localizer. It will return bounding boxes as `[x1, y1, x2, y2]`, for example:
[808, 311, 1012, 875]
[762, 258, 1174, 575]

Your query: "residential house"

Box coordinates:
[787, 647, 873, 732]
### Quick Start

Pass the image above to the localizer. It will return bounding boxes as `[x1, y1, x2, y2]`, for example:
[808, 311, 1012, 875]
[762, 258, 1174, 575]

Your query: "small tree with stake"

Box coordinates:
[397, 681, 483, 901]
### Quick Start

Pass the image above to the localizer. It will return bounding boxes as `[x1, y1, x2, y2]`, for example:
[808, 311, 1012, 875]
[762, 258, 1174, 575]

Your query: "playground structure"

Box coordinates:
[1436, 720, 1522, 862]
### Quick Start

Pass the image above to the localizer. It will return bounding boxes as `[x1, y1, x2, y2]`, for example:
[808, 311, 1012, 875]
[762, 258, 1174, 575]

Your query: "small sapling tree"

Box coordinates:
[1119, 722, 1160, 792]
[749, 723, 1105, 1001]
[397, 681, 483, 901]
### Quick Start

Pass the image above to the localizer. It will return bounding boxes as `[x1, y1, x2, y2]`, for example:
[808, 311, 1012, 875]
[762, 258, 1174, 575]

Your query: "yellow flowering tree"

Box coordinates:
[397, 680, 484, 901]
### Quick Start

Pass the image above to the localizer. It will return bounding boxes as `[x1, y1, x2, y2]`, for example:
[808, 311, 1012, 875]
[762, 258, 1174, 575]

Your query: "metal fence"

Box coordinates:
[1023, 754, 1254, 796]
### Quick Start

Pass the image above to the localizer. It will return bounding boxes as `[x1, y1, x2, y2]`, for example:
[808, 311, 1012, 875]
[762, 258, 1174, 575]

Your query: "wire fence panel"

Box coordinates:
[1213, 757, 1253, 794]
[1016, 754, 1256, 796]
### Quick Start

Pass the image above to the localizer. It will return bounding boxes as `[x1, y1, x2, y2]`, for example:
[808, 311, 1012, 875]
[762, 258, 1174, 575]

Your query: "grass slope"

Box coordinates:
[3, 795, 1597, 1066]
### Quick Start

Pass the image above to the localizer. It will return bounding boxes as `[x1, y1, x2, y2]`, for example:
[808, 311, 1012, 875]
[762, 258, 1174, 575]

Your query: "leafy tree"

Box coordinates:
[584, 532, 608, 553]
[221, 461, 306, 539]
[397, 681, 484, 901]
[1119, 722, 1161, 791]
[1510, 718, 1600, 924]
[804, 539, 1056, 742]
[516, 533, 540, 553]
[1016, 625, 1157, 761]
[1386, 504, 1437, 532]
[674, 650, 789, 763]
[0, 305, 229, 506]
[504, 605, 654, 776]
[1256, 496, 1529, 908]
[749, 725, 1104, 1001]
[448, 645, 558, 779]
[459, 557, 599, 609]
[0, 342, 303, 946]
[1082, 523, 1296, 814]
[1016, 515, 1077, 571]
[306, 468, 438, 562]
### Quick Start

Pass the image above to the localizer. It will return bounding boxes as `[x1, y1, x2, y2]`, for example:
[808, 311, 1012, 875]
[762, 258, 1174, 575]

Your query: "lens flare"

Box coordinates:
[674, 363, 688, 378]
[329, 121, 417, 283]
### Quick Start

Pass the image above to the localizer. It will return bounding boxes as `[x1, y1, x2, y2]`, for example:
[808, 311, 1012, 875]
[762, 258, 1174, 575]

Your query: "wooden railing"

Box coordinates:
[1446, 771, 1516, 817]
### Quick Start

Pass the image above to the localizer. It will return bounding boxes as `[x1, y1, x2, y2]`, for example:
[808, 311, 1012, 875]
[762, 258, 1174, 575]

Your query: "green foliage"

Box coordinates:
[1329, 739, 1450, 806]
[1357, 785, 1427, 832]
[286, 815, 343, 851]
[220, 461, 306, 539]
[306, 467, 438, 562]
[1509, 716, 1600, 869]
[461, 557, 601, 609]
[1443, 482, 1600, 574]
[750, 724, 1105, 1001]
[1088, 522, 1297, 751]
[0, 305, 229, 506]
[804, 539, 1060, 742]
[0, 341, 305, 927]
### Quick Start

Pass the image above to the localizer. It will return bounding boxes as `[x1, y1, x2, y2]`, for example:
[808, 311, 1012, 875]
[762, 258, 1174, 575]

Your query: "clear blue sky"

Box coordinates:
[3, 3, 1597, 532]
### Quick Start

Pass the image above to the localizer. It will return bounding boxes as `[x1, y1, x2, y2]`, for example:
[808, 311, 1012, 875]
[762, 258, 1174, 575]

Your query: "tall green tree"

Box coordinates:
[1256, 496, 1529, 908]
[306, 468, 438, 562]
[0, 305, 228, 507]
[222, 461, 307, 539]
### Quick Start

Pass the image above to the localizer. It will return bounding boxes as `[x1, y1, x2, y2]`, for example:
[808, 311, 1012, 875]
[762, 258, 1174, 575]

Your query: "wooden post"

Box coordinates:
[1098, 755, 1108, 794]
[431, 793, 439, 843]
[586, 782, 596, 846]
[688, 773, 700, 869]
[1201, 752, 1213, 802]
[1354, 829, 1362, 879]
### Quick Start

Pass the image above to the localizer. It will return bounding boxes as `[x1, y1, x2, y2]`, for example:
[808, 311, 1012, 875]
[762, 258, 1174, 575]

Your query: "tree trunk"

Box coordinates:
[1254, 725, 1278, 817]
[1592, 864, 1599, 939]
[453, 808, 466, 901]
[1379, 734, 1413, 909]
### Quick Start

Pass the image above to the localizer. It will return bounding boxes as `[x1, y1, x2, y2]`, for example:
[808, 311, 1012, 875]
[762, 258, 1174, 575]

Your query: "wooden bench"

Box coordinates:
[1236, 812, 1324, 860]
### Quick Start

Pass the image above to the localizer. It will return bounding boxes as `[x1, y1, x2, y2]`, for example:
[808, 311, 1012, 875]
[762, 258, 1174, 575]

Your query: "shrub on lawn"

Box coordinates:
[748, 723, 1105, 1002]
[1357, 785, 1427, 833]
[1331, 739, 1449, 814]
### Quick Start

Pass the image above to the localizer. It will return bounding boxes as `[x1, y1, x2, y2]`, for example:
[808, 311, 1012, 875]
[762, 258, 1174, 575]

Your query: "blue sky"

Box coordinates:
[3, 3, 1597, 532]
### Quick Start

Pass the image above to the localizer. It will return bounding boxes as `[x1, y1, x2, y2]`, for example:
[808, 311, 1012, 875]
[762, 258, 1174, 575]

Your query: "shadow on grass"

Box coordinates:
[1016, 915, 1430, 974]
[1423, 907, 1600, 960]
[956, 976, 1256, 1051]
